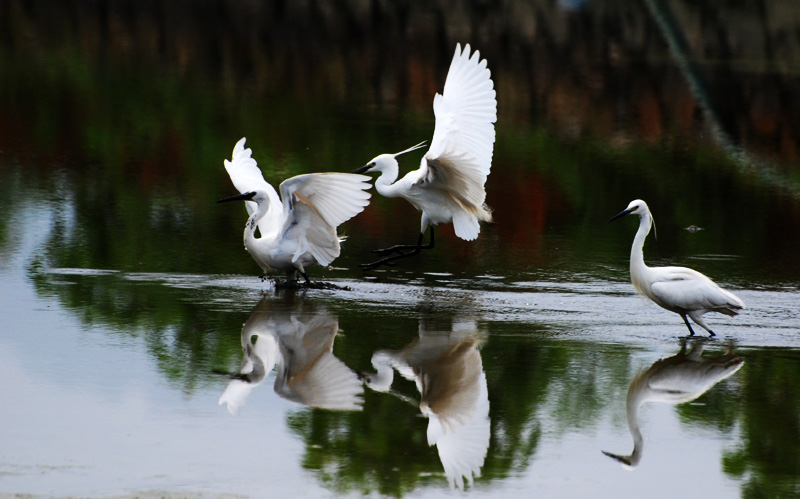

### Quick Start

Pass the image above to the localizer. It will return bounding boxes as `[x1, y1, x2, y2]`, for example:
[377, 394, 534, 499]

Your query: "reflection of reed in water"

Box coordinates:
[218, 296, 363, 414]
[362, 320, 490, 490]
[603, 338, 743, 468]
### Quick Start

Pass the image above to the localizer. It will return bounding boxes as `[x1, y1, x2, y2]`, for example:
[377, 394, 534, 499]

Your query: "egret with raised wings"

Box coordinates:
[352, 43, 497, 270]
[218, 137, 372, 286]
[609, 199, 745, 336]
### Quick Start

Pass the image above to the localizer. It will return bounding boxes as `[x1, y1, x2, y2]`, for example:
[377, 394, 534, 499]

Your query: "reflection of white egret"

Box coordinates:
[609, 199, 745, 336]
[218, 137, 372, 285]
[362, 321, 490, 490]
[603, 339, 743, 468]
[352, 44, 497, 270]
[219, 298, 363, 414]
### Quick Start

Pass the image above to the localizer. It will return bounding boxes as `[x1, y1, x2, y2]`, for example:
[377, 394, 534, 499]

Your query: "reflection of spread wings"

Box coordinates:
[410, 333, 490, 491]
[274, 314, 364, 411]
[219, 299, 363, 414]
[425, 371, 490, 491]
[279, 173, 372, 265]
[416, 43, 496, 210]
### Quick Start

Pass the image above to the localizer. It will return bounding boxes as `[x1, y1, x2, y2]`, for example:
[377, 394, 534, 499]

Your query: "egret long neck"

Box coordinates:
[630, 213, 652, 274]
[374, 164, 403, 198]
[242, 202, 269, 260]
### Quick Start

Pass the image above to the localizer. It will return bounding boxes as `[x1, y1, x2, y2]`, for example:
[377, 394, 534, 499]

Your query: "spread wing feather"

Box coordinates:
[279, 173, 372, 228]
[279, 173, 372, 266]
[419, 43, 496, 213]
[223, 137, 284, 235]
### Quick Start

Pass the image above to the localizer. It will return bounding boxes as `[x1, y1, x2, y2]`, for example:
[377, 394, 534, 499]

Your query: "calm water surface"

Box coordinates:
[2, 1, 800, 497]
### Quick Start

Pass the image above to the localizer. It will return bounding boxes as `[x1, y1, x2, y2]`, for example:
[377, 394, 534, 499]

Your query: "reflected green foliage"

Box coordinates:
[288, 393, 444, 496]
[481, 327, 552, 476]
[28, 269, 248, 393]
[723, 349, 800, 498]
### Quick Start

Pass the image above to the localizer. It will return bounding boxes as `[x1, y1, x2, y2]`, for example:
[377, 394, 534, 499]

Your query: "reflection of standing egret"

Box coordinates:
[352, 43, 497, 270]
[219, 297, 363, 414]
[609, 199, 745, 336]
[218, 137, 372, 286]
[362, 320, 490, 490]
[603, 339, 743, 468]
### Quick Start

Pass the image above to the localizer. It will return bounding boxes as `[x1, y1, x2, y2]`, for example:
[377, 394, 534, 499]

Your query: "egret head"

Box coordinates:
[352, 153, 397, 175]
[608, 199, 650, 222]
[217, 190, 261, 204]
[218, 190, 272, 229]
[351, 141, 427, 175]
[609, 199, 656, 239]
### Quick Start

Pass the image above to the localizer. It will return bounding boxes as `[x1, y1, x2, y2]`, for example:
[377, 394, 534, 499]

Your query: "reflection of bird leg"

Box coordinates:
[360, 228, 435, 270]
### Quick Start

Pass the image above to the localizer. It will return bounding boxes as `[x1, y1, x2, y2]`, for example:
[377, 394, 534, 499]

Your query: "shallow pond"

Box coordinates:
[1, 1, 800, 497]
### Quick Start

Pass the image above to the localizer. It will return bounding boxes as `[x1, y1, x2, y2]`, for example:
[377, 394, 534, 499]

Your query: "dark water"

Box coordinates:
[1, 1, 799, 497]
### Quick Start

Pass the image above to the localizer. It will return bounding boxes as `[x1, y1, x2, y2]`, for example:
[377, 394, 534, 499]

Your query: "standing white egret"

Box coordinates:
[218, 137, 372, 286]
[603, 339, 743, 468]
[609, 199, 745, 336]
[352, 43, 497, 270]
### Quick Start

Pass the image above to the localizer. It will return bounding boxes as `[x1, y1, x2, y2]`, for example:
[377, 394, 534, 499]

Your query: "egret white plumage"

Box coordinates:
[352, 43, 497, 270]
[603, 339, 743, 468]
[609, 199, 745, 336]
[218, 137, 372, 286]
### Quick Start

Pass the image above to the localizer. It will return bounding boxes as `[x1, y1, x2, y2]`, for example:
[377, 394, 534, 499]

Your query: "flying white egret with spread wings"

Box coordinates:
[609, 199, 745, 336]
[603, 339, 743, 468]
[218, 137, 372, 286]
[352, 43, 497, 270]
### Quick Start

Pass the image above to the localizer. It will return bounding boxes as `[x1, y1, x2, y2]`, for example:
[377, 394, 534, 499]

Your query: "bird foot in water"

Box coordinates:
[301, 281, 352, 291]
[270, 278, 351, 291]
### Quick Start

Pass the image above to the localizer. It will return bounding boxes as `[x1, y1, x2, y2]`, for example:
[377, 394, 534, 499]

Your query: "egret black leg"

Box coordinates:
[372, 229, 435, 256]
[360, 229, 435, 271]
[681, 314, 696, 336]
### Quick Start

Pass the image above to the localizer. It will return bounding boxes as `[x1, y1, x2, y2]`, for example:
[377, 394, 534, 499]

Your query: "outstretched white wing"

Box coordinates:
[420, 43, 497, 209]
[279, 172, 372, 265]
[223, 137, 284, 235]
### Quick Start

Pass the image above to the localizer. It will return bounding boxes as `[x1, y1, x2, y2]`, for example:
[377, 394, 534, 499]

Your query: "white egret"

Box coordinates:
[218, 137, 372, 286]
[609, 199, 745, 336]
[603, 339, 743, 468]
[352, 43, 497, 270]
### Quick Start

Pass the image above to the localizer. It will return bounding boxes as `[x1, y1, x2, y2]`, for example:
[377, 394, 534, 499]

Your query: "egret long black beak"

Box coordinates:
[608, 208, 633, 223]
[351, 164, 372, 174]
[217, 191, 256, 203]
